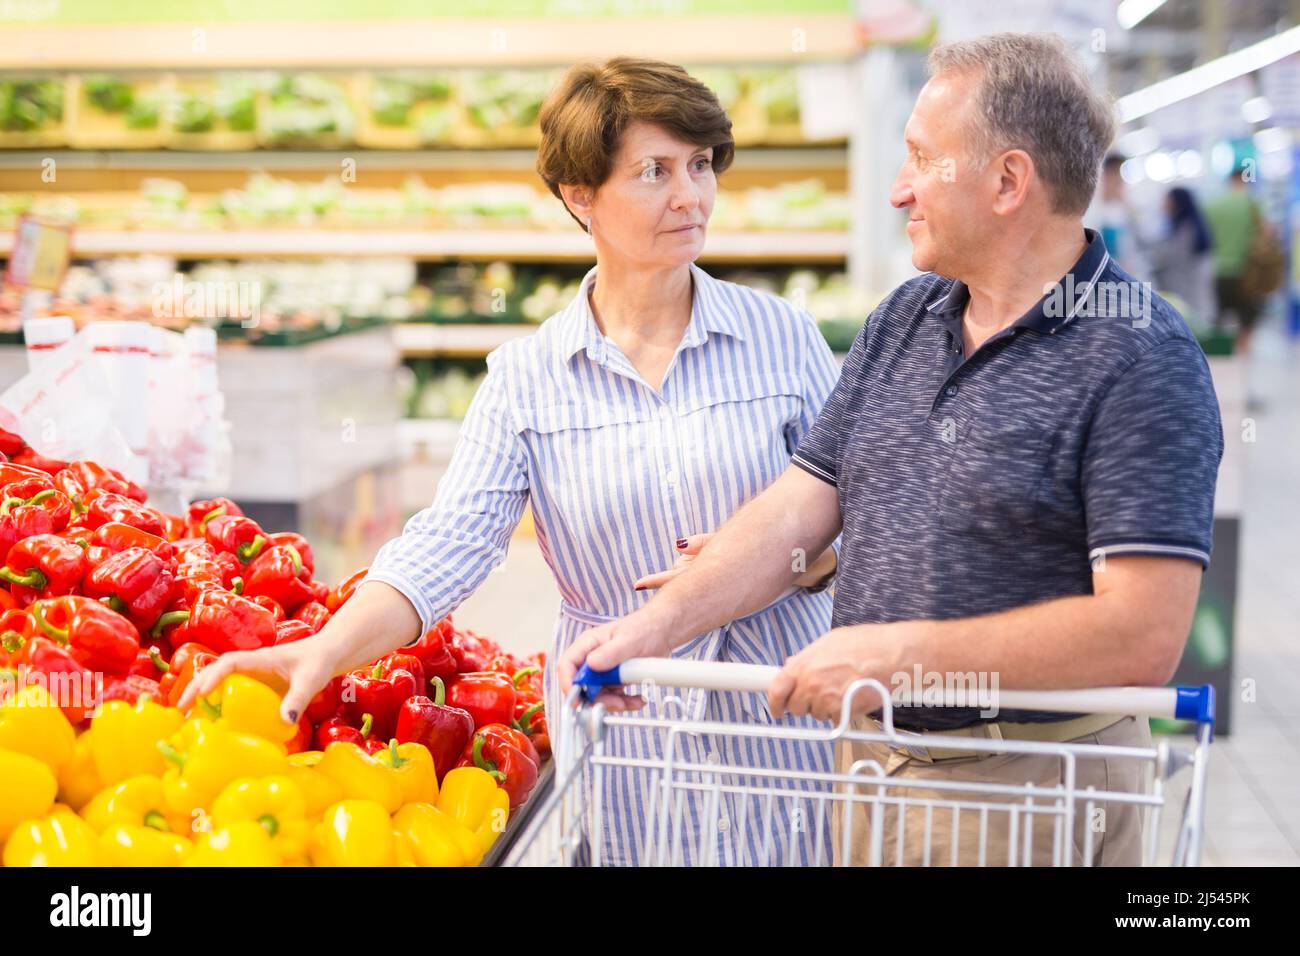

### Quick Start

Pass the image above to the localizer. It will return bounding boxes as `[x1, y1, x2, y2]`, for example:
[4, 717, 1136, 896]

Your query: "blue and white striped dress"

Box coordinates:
[367, 260, 840, 865]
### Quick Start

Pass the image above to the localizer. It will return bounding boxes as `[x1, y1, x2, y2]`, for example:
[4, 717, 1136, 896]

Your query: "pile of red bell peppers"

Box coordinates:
[0, 426, 548, 811]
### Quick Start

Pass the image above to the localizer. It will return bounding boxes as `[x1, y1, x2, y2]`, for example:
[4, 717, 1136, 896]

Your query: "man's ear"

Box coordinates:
[991, 148, 1034, 216]
[558, 184, 595, 229]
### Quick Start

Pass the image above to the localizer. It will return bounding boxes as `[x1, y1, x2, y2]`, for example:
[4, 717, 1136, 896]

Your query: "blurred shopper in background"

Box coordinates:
[1085, 152, 1149, 280]
[1147, 186, 1216, 333]
[1205, 164, 1282, 354]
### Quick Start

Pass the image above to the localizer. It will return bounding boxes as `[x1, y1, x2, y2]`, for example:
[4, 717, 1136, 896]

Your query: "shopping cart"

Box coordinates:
[497, 659, 1215, 867]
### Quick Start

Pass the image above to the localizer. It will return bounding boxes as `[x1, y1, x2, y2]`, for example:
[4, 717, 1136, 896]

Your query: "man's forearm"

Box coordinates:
[647, 467, 842, 649]
[888, 569, 1196, 691]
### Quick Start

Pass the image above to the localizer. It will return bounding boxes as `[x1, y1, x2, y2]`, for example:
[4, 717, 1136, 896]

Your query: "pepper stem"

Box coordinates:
[201, 506, 225, 527]
[515, 701, 545, 735]
[31, 601, 68, 644]
[0, 566, 48, 590]
[257, 814, 279, 838]
[359, 713, 373, 738]
[101, 595, 128, 614]
[429, 675, 446, 707]
[0, 630, 25, 654]
[0, 496, 22, 516]
[198, 696, 222, 720]
[150, 609, 190, 639]
[24, 489, 57, 507]
[149, 647, 170, 673]
[285, 545, 303, 577]
[512, 666, 540, 688]
[387, 738, 406, 768]
[471, 733, 505, 782]
[236, 535, 267, 564]
[370, 660, 384, 680]
[230, 576, 244, 596]
[156, 740, 187, 767]
[143, 810, 171, 832]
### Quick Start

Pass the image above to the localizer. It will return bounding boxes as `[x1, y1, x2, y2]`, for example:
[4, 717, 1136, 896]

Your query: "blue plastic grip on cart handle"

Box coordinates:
[574, 663, 623, 701]
[1174, 684, 1215, 725]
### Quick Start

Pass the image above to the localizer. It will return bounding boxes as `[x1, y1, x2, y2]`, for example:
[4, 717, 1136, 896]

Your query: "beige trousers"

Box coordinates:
[832, 715, 1153, 866]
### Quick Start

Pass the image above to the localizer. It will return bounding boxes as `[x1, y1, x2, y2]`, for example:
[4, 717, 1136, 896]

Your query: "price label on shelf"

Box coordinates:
[4, 215, 74, 292]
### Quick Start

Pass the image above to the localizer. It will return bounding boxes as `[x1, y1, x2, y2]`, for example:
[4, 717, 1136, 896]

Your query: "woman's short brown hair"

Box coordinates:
[536, 57, 735, 233]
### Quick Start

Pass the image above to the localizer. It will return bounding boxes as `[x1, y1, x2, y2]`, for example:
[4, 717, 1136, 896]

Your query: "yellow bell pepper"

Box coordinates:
[98, 824, 193, 866]
[393, 802, 483, 866]
[374, 739, 438, 806]
[0, 683, 75, 772]
[316, 741, 403, 813]
[90, 697, 184, 785]
[81, 775, 189, 836]
[57, 729, 103, 812]
[0, 746, 58, 840]
[437, 766, 510, 857]
[309, 800, 396, 866]
[157, 717, 288, 816]
[197, 674, 297, 745]
[3, 805, 100, 866]
[284, 752, 344, 819]
[184, 821, 281, 866]
[212, 776, 310, 864]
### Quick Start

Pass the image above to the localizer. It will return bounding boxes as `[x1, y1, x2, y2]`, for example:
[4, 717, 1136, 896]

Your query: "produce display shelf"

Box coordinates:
[395, 322, 533, 357]
[0, 229, 851, 262]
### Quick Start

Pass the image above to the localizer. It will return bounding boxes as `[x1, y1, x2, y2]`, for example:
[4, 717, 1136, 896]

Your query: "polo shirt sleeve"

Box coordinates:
[1082, 338, 1223, 568]
[790, 317, 870, 487]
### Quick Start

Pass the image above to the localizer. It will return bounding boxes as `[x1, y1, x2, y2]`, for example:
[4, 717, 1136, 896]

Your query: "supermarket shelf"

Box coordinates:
[0, 229, 851, 262]
[0, 16, 861, 69]
[395, 323, 534, 357]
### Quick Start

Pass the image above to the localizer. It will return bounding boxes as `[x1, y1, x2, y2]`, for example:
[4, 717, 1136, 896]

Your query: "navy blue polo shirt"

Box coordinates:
[793, 229, 1224, 731]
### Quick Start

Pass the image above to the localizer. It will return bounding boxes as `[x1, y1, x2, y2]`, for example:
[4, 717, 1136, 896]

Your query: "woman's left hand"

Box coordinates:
[633, 534, 836, 591]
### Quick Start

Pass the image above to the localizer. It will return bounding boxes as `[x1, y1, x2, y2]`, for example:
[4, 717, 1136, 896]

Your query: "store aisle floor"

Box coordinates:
[444, 316, 1300, 867]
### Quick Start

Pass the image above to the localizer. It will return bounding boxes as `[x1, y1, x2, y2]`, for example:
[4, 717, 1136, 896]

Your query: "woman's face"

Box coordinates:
[583, 121, 716, 270]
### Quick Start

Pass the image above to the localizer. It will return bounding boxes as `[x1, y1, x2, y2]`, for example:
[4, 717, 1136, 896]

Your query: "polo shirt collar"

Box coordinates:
[924, 228, 1112, 335]
[559, 261, 746, 363]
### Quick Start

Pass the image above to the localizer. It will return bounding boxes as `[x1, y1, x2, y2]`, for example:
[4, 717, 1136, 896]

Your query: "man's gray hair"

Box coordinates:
[927, 32, 1115, 216]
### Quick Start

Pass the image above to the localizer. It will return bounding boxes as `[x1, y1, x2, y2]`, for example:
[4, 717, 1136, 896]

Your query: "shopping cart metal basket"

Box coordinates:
[496, 658, 1215, 867]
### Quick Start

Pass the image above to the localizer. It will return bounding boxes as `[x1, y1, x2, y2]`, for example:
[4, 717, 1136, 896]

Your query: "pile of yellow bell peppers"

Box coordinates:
[0, 675, 511, 866]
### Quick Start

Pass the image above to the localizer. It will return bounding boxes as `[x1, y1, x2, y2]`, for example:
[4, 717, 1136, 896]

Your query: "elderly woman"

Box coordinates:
[183, 57, 839, 866]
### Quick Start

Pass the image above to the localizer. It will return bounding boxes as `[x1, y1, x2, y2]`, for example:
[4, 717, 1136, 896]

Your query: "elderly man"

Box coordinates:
[560, 32, 1223, 866]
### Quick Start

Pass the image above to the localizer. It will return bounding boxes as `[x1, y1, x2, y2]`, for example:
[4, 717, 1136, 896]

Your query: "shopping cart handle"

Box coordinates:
[1175, 684, 1216, 724]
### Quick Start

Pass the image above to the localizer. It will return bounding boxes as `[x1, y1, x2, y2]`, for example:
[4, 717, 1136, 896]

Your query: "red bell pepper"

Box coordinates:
[394, 675, 475, 783]
[161, 512, 188, 542]
[305, 675, 345, 723]
[30, 595, 140, 676]
[274, 619, 315, 645]
[407, 620, 458, 684]
[243, 544, 313, 614]
[185, 497, 244, 537]
[342, 654, 423, 741]
[54, 460, 146, 502]
[162, 644, 218, 709]
[449, 629, 491, 673]
[286, 714, 313, 754]
[314, 713, 383, 753]
[0, 461, 52, 488]
[325, 567, 367, 612]
[0, 427, 25, 458]
[156, 641, 212, 703]
[292, 601, 331, 634]
[12, 447, 69, 477]
[83, 492, 166, 537]
[457, 723, 539, 810]
[13, 635, 99, 722]
[268, 532, 314, 576]
[82, 547, 176, 634]
[249, 593, 285, 623]
[2, 477, 72, 533]
[513, 699, 550, 761]
[203, 514, 268, 565]
[445, 671, 516, 729]
[307, 579, 330, 606]
[185, 587, 277, 654]
[100, 673, 162, 706]
[0, 496, 55, 559]
[1, 533, 86, 604]
[88, 522, 175, 562]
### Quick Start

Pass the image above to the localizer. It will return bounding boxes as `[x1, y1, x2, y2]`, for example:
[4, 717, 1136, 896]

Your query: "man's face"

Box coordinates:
[890, 72, 992, 277]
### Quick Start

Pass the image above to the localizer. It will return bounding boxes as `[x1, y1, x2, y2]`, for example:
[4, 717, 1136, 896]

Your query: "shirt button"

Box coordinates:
[717, 815, 730, 832]
[706, 752, 720, 765]
[944, 385, 958, 397]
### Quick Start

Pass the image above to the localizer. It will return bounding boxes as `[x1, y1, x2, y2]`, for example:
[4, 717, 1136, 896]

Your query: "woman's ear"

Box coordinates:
[559, 184, 595, 231]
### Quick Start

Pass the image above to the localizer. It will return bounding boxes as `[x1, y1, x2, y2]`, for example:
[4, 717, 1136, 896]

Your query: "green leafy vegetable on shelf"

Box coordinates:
[0, 79, 63, 132]
[83, 75, 134, 113]
[461, 70, 549, 131]
[124, 95, 161, 130]
[263, 73, 355, 144]
[174, 94, 217, 133]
